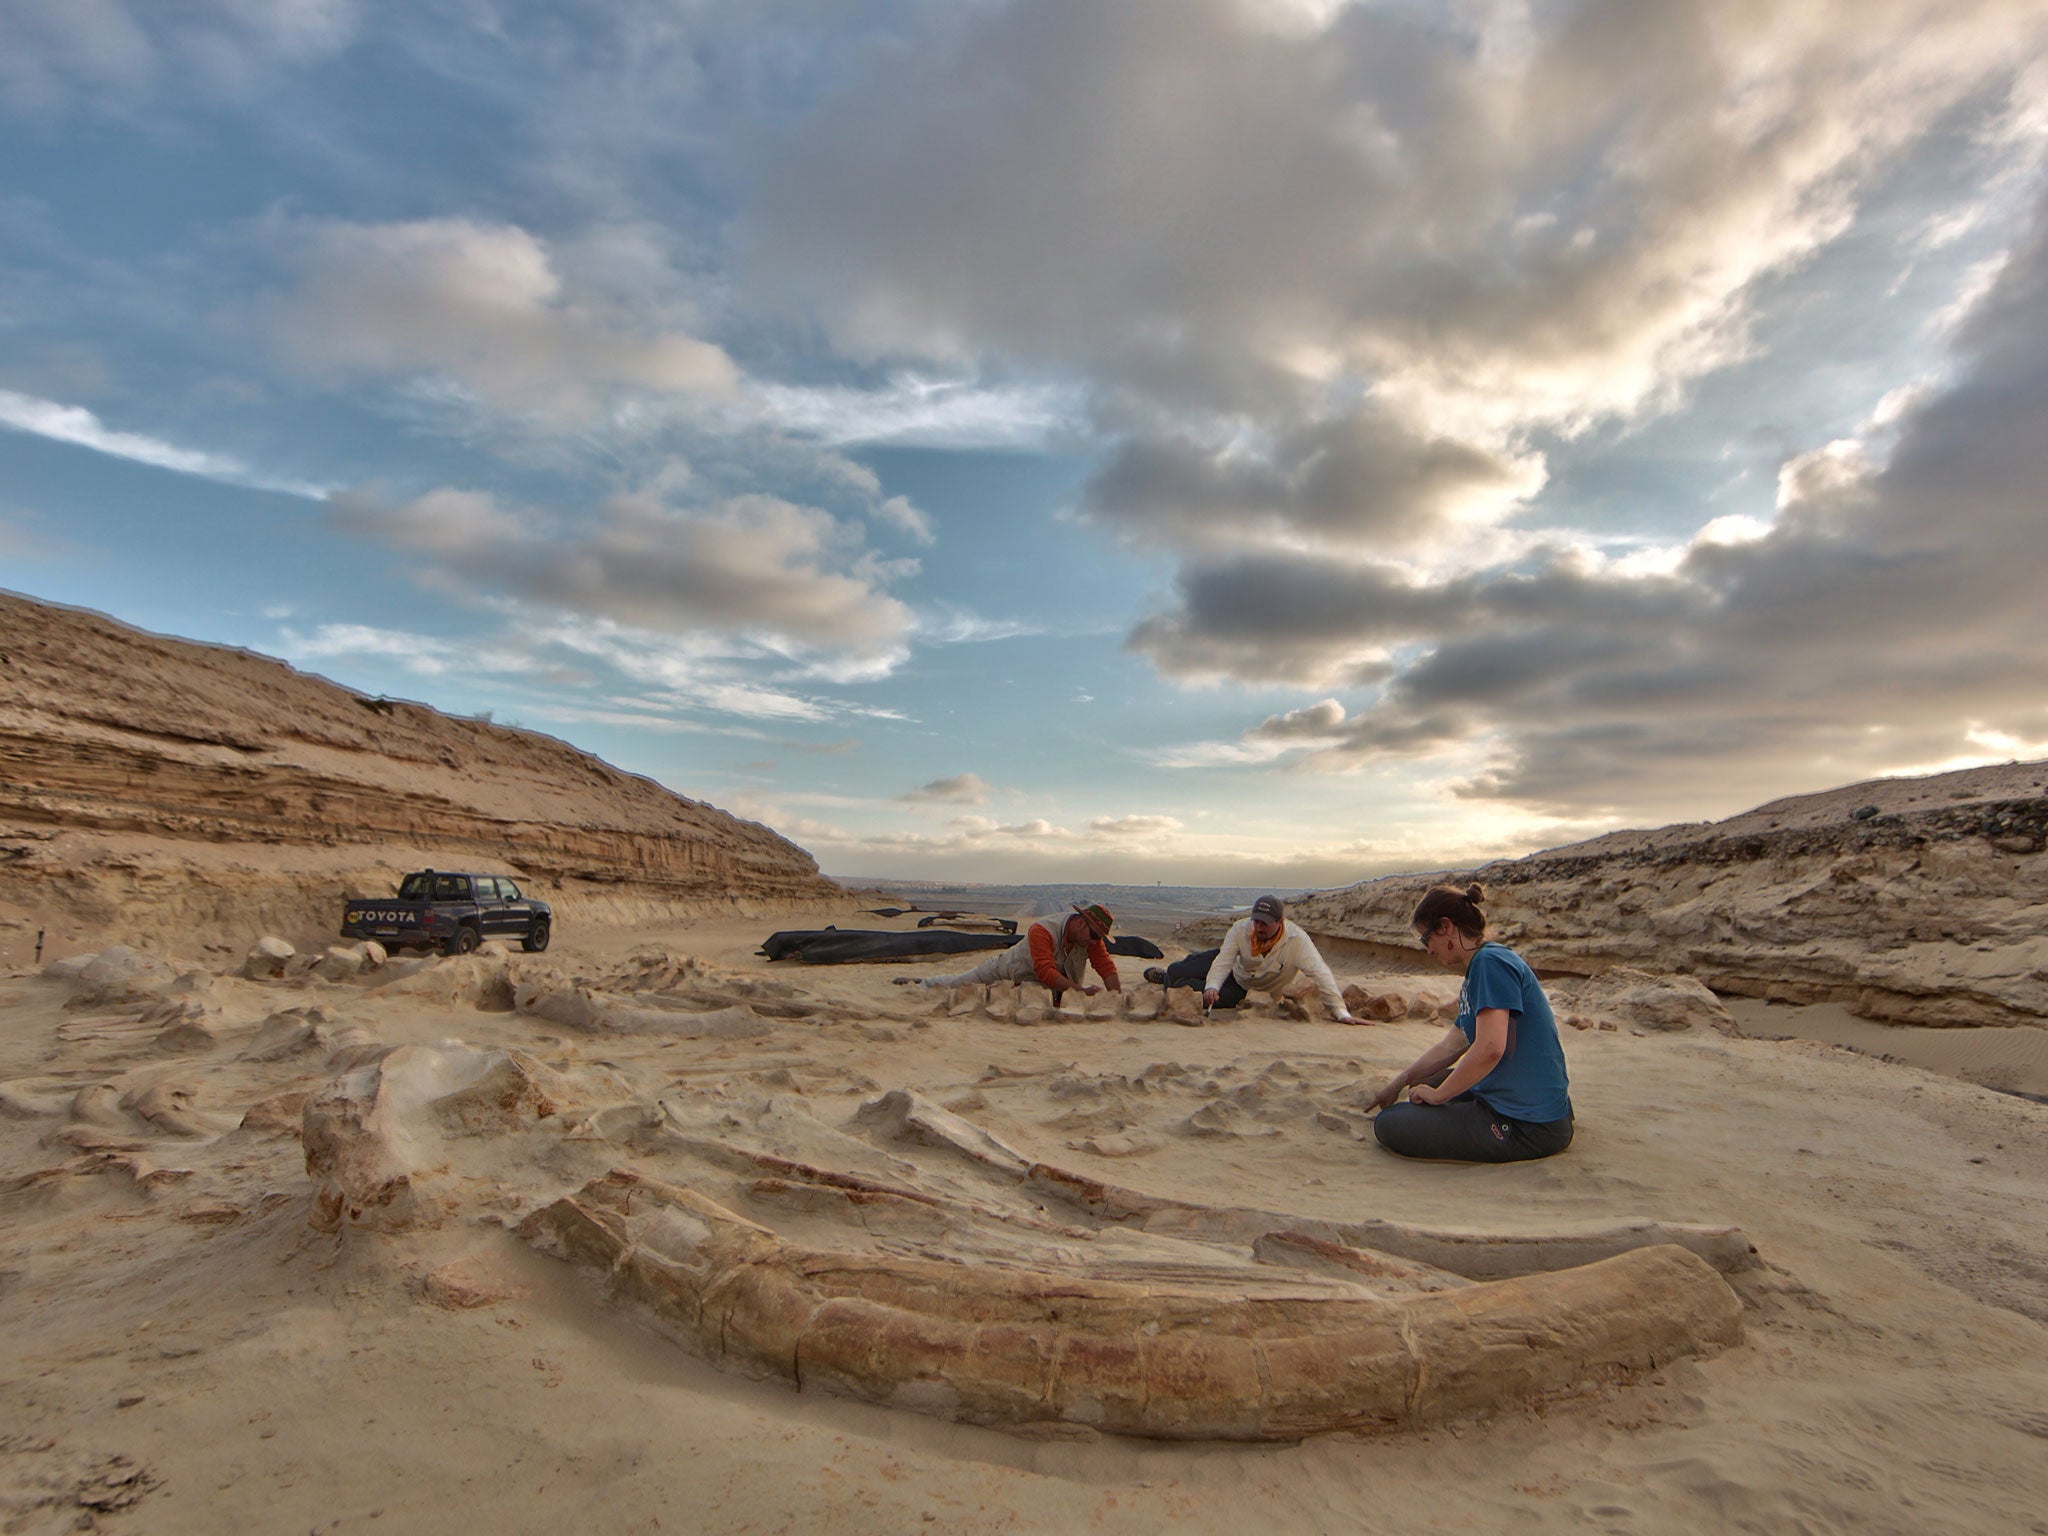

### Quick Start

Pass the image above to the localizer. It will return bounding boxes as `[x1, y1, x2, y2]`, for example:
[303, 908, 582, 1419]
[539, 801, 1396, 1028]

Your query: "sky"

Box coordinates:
[3, 0, 2047, 889]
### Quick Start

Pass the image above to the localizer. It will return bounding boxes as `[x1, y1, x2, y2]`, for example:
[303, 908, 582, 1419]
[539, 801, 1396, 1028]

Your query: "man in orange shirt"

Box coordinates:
[895, 902, 1121, 1003]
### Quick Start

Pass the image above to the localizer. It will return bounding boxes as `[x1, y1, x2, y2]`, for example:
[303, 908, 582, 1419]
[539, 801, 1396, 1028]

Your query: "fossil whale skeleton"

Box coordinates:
[518, 1087, 1751, 1441]
[300, 1038, 1753, 1442]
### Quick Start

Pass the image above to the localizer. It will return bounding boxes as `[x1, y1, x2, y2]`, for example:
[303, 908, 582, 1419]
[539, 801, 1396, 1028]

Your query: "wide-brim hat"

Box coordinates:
[1071, 901, 1114, 936]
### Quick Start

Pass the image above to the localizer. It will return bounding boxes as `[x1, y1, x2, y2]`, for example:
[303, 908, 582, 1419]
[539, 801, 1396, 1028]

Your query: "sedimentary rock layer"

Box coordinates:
[1293, 759, 2048, 1029]
[0, 591, 843, 959]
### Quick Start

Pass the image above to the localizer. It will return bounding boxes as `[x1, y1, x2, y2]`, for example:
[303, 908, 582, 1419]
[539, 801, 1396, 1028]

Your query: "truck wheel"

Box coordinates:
[521, 920, 551, 954]
[444, 925, 481, 957]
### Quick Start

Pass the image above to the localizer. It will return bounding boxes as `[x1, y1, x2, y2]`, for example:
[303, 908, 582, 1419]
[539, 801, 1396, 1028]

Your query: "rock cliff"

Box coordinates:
[0, 591, 846, 964]
[1292, 761, 2048, 1030]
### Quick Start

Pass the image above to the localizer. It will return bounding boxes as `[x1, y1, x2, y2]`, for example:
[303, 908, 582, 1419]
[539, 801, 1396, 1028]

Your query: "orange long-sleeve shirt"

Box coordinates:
[1028, 922, 1119, 991]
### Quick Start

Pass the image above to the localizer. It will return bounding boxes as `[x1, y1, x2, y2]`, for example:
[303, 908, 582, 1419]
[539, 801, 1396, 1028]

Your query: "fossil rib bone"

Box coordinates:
[521, 1169, 1745, 1441]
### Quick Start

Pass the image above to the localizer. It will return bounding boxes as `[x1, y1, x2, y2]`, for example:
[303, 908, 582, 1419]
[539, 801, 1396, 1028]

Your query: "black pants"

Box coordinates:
[1160, 949, 1247, 1007]
[1374, 1092, 1573, 1163]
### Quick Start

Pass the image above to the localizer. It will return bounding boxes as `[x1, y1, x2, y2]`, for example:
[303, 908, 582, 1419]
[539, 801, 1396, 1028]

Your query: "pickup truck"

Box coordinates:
[340, 870, 552, 955]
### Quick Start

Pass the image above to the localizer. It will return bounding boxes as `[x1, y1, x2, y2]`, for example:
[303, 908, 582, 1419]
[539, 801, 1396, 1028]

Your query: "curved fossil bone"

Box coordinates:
[854, 1089, 1760, 1278]
[520, 1169, 1744, 1441]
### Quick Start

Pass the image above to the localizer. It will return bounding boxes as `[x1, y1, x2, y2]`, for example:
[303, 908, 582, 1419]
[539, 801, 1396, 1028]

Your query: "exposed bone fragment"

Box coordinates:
[1076, 1131, 1161, 1159]
[852, 1090, 1033, 1173]
[239, 1009, 326, 1063]
[302, 1043, 567, 1232]
[1351, 990, 1408, 1022]
[0, 1077, 85, 1119]
[1021, 1163, 1759, 1278]
[121, 1080, 230, 1139]
[1122, 991, 1162, 1022]
[516, 980, 772, 1039]
[69, 1084, 132, 1128]
[419, 1254, 530, 1310]
[243, 936, 296, 979]
[240, 1091, 309, 1134]
[1250, 1231, 1469, 1292]
[655, 987, 822, 1021]
[843, 1093, 1755, 1278]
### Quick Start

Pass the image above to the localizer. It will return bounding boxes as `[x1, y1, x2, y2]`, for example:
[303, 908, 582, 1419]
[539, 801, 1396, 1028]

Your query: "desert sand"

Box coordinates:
[4, 908, 2046, 1536]
[4, 595, 2047, 1534]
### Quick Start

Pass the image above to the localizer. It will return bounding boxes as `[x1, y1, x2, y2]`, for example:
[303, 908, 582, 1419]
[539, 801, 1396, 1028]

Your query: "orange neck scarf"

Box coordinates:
[1249, 920, 1284, 957]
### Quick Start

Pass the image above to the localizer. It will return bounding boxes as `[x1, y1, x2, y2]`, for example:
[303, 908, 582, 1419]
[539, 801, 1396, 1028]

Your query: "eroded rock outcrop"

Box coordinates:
[1292, 760, 2048, 1029]
[0, 591, 846, 963]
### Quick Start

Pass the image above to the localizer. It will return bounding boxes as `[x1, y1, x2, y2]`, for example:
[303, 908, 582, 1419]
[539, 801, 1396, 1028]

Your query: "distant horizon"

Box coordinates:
[828, 875, 1319, 891]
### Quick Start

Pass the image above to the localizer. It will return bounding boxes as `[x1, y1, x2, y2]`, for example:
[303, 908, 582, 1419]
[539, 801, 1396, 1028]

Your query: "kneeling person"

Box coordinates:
[1153, 896, 1359, 1024]
[895, 902, 1120, 1005]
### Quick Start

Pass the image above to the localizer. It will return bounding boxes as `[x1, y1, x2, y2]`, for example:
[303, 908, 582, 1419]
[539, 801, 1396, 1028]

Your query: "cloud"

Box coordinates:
[277, 622, 518, 679]
[1090, 813, 1183, 837]
[1084, 408, 1547, 553]
[899, 773, 992, 805]
[739, 372, 1086, 449]
[274, 219, 737, 423]
[1140, 180, 2048, 817]
[751, 0, 2048, 732]
[327, 484, 914, 663]
[913, 604, 1039, 645]
[1126, 551, 1459, 687]
[752, 0, 2043, 428]
[872, 494, 935, 545]
[998, 818, 1061, 838]
[0, 389, 325, 497]
[1248, 699, 1348, 741]
[0, 0, 356, 117]
[273, 615, 889, 732]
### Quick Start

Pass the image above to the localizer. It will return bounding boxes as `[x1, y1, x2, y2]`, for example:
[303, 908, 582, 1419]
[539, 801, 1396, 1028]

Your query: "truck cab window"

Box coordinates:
[434, 876, 469, 900]
[498, 880, 520, 901]
[399, 874, 430, 900]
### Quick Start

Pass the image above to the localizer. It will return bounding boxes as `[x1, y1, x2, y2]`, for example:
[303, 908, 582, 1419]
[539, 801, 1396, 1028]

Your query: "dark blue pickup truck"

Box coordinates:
[340, 869, 552, 955]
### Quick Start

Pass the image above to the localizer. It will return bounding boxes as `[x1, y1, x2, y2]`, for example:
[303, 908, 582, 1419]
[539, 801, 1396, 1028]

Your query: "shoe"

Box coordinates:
[1143, 967, 1168, 985]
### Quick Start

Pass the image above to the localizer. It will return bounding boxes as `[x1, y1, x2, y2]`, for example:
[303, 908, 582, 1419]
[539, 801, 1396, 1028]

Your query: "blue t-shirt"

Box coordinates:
[1454, 943, 1572, 1123]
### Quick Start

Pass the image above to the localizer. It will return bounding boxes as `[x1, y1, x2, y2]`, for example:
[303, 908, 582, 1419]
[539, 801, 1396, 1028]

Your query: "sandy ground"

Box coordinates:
[1728, 998, 2048, 1101]
[4, 912, 2047, 1536]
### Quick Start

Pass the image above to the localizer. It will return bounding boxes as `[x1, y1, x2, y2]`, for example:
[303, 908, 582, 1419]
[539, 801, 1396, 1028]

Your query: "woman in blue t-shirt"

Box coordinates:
[1368, 882, 1574, 1163]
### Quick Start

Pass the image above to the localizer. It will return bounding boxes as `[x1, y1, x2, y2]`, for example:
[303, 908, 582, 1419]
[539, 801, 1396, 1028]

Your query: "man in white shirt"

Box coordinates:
[1146, 895, 1362, 1024]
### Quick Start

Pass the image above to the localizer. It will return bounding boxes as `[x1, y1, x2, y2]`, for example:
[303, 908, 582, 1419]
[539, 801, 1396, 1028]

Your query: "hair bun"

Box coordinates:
[1464, 882, 1486, 905]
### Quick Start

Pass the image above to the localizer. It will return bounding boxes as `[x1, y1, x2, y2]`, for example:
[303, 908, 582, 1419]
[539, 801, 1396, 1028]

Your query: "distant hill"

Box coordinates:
[0, 590, 847, 965]
[1291, 759, 2048, 1030]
